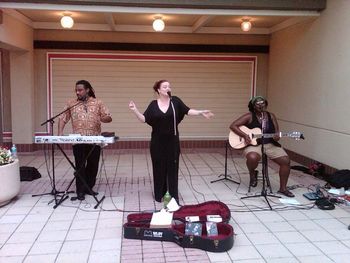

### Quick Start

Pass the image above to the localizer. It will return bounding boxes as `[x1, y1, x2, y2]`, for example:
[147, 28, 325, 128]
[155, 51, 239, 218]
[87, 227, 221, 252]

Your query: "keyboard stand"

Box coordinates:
[53, 143, 105, 209]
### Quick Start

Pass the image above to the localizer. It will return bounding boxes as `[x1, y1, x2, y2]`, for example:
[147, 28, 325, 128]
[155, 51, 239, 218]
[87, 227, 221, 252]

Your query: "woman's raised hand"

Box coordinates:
[129, 101, 137, 112]
[201, 110, 214, 119]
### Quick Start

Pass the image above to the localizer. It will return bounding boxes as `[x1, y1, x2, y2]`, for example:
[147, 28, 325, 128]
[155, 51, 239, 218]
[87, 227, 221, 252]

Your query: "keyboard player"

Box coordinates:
[58, 80, 112, 200]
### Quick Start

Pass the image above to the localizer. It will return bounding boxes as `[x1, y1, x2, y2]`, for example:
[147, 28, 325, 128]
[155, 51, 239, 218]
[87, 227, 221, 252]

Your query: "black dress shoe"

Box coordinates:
[85, 190, 98, 196]
[70, 192, 85, 201]
[77, 192, 85, 200]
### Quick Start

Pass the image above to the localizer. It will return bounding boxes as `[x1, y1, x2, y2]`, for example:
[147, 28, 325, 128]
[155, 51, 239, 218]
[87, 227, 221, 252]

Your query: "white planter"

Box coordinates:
[0, 159, 20, 207]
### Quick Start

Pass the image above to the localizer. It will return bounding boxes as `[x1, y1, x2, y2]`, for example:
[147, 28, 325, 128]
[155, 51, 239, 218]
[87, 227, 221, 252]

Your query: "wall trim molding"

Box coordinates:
[34, 41, 270, 53]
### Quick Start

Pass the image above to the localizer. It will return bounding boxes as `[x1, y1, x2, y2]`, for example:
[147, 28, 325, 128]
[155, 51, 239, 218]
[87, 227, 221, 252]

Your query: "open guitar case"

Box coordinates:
[123, 201, 234, 252]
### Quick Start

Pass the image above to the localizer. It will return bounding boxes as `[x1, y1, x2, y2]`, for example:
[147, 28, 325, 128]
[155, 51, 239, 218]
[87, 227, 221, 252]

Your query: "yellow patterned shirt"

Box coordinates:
[60, 97, 111, 136]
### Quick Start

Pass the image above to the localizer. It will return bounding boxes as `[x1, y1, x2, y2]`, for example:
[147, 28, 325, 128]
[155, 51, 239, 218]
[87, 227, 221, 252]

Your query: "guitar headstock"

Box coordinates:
[290, 132, 305, 140]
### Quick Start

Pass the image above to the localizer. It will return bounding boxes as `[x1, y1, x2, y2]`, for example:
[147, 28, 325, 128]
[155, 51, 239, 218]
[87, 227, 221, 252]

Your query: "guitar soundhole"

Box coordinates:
[256, 138, 262, 145]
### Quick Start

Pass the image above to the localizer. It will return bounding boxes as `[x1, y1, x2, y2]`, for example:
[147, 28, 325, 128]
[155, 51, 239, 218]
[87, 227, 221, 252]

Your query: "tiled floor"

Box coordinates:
[0, 148, 350, 263]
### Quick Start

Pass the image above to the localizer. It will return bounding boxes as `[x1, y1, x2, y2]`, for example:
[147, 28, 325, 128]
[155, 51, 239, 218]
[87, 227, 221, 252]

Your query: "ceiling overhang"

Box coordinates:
[0, 0, 327, 11]
[0, 1, 324, 35]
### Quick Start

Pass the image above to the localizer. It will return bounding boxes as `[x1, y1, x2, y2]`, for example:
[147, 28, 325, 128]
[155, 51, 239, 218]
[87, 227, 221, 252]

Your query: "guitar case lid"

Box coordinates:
[126, 200, 231, 223]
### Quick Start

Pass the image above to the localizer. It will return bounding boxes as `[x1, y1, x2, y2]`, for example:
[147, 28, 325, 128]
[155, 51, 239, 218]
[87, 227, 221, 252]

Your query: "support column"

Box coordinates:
[10, 49, 35, 150]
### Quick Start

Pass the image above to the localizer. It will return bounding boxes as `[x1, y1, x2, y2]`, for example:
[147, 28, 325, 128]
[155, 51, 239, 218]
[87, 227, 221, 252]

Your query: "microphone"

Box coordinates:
[167, 91, 172, 98]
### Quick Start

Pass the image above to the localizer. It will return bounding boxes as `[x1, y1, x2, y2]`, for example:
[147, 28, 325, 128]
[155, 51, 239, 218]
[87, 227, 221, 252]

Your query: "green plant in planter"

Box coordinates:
[0, 146, 14, 166]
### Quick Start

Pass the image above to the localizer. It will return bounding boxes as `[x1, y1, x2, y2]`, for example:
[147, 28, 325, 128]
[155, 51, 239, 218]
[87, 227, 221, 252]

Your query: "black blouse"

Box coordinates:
[144, 96, 190, 136]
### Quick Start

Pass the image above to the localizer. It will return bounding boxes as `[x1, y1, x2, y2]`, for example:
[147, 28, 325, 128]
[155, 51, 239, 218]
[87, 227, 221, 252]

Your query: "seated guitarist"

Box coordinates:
[229, 96, 294, 197]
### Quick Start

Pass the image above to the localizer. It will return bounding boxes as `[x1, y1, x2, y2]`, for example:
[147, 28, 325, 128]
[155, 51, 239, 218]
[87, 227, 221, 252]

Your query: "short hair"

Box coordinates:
[75, 80, 96, 98]
[248, 96, 268, 112]
[153, 80, 168, 94]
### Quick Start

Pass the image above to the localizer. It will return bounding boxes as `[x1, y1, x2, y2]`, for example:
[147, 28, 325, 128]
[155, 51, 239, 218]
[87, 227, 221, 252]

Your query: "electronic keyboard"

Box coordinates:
[34, 135, 117, 144]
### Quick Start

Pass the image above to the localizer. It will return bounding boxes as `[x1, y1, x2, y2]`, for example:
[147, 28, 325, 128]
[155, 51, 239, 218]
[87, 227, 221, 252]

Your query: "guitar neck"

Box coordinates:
[253, 132, 289, 139]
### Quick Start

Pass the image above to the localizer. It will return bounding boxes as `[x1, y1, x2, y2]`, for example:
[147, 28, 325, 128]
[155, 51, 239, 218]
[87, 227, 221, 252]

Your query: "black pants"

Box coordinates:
[150, 135, 180, 202]
[73, 144, 101, 194]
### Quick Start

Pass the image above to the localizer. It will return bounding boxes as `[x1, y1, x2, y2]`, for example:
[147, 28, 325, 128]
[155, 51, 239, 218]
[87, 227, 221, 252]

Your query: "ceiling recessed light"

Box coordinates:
[60, 15, 74, 29]
[153, 18, 165, 32]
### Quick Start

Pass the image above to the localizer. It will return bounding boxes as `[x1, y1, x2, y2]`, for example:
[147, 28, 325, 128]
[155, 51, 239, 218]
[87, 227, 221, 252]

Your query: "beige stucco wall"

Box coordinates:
[268, 0, 350, 169]
[0, 11, 35, 144]
[0, 11, 32, 51]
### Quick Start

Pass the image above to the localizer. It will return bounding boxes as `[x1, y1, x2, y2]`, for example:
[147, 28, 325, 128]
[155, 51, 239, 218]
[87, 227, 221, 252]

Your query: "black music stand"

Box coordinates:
[211, 140, 240, 185]
[241, 135, 280, 210]
[32, 102, 81, 203]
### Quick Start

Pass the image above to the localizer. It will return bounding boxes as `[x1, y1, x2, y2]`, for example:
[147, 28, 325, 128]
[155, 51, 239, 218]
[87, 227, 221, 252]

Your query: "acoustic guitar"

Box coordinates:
[229, 126, 304, 149]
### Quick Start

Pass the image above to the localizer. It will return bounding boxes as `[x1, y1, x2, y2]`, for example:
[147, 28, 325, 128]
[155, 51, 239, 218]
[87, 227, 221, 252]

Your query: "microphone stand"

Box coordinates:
[32, 101, 83, 205]
[241, 111, 280, 210]
[211, 140, 240, 185]
[169, 92, 177, 202]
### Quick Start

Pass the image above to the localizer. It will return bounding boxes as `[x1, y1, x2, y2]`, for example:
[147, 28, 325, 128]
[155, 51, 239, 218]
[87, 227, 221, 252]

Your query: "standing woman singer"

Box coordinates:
[129, 80, 214, 203]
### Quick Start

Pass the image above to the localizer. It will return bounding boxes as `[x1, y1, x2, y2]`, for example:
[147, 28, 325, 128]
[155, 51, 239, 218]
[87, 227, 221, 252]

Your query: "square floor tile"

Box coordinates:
[246, 232, 280, 245]
[327, 228, 350, 240]
[284, 242, 323, 257]
[28, 241, 62, 255]
[37, 230, 67, 242]
[314, 241, 350, 255]
[274, 231, 309, 244]
[206, 252, 231, 262]
[227, 245, 262, 261]
[6, 232, 39, 244]
[233, 233, 252, 246]
[301, 229, 336, 242]
[265, 258, 299, 263]
[42, 220, 72, 232]
[297, 255, 333, 263]
[70, 219, 97, 230]
[254, 211, 286, 223]
[342, 240, 350, 249]
[233, 213, 261, 224]
[0, 256, 25, 263]
[327, 253, 350, 263]
[302, 209, 333, 220]
[278, 210, 309, 221]
[314, 218, 346, 230]
[264, 222, 295, 232]
[326, 208, 350, 218]
[23, 254, 57, 263]
[56, 252, 89, 263]
[231, 260, 265, 263]
[239, 223, 270, 234]
[0, 223, 18, 234]
[66, 228, 95, 241]
[288, 220, 322, 231]
[16, 222, 46, 233]
[91, 238, 121, 251]
[255, 244, 293, 259]
[60, 240, 92, 254]
[0, 243, 32, 256]
[88, 250, 121, 263]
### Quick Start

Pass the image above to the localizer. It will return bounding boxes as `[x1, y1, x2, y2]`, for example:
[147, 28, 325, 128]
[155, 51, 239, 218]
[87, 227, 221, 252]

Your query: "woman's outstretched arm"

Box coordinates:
[129, 101, 145, 123]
